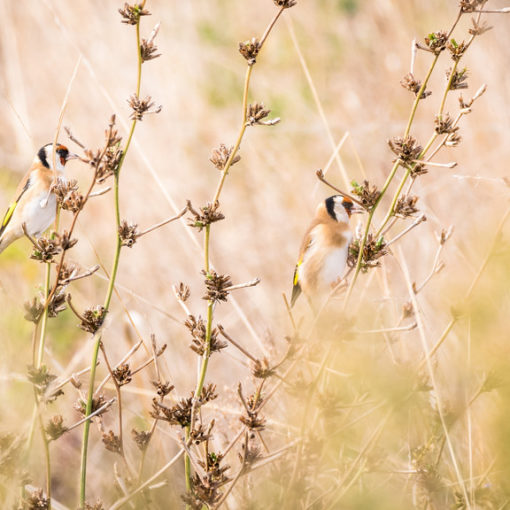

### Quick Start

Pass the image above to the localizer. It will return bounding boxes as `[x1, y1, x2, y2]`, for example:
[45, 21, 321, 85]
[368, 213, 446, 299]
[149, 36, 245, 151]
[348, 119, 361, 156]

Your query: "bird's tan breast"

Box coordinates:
[299, 220, 351, 293]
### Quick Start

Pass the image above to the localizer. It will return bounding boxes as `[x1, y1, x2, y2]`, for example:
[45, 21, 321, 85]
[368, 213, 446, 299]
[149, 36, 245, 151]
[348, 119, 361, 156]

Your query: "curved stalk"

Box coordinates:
[183, 6, 289, 502]
[344, 51, 442, 304]
[79, 18, 143, 507]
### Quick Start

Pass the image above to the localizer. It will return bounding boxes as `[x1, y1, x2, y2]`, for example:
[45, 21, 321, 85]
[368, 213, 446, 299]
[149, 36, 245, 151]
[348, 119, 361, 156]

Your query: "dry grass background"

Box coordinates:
[1, 0, 510, 508]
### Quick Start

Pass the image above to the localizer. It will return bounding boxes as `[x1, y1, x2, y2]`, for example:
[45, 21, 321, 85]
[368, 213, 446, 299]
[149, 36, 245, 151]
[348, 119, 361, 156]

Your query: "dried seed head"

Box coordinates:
[131, 428, 152, 451]
[246, 102, 276, 126]
[60, 230, 78, 251]
[424, 31, 448, 54]
[351, 180, 380, 210]
[176, 282, 191, 302]
[78, 305, 106, 334]
[395, 195, 419, 218]
[446, 39, 467, 62]
[113, 363, 132, 386]
[446, 67, 469, 90]
[27, 365, 57, 395]
[400, 73, 431, 98]
[23, 489, 50, 510]
[239, 38, 261, 65]
[151, 397, 193, 427]
[83, 501, 105, 510]
[445, 132, 462, 147]
[102, 430, 121, 454]
[239, 409, 266, 431]
[348, 234, 387, 272]
[45, 415, 67, 441]
[74, 395, 108, 418]
[83, 117, 123, 183]
[210, 144, 241, 171]
[239, 442, 262, 471]
[187, 201, 225, 231]
[30, 233, 62, 263]
[140, 24, 161, 62]
[468, 18, 492, 36]
[119, 220, 139, 247]
[101, 146, 123, 183]
[119, 2, 150, 25]
[459, 0, 485, 13]
[24, 297, 44, 323]
[190, 423, 213, 445]
[58, 262, 78, 283]
[251, 358, 275, 379]
[202, 270, 232, 303]
[409, 162, 428, 178]
[52, 178, 84, 213]
[140, 40, 160, 62]
[185, 315, 226, 356]
[152, 380, 174, 397]
[434, 114, 459, 135]
[274, 0, 297, 7]
[388, 135, 423, 165]
[127, 94, 161, 121]
[183, 460, 230, 509]
[47, 288, 68, 318]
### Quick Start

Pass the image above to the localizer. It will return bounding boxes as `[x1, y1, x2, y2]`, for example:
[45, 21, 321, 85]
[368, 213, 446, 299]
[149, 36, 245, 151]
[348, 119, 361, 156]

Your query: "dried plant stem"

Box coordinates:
[136, 206, 188, 238]
[419, 205, 510, 368]
[397, 246, 471, 508]
[79, 16, 144, 507]
[28, 262, 53, 507]
[183, 5, 290, 501]
[108, 449, 185, 510]
[34, 388, 52, 506]
[376, 9, 487, 240]
[212, 66, 252, 202]
[36, 263, 51, 367]
[284, 345, 333, 506]
[99, 342, 134, 476]
[346, 5, 489, 301]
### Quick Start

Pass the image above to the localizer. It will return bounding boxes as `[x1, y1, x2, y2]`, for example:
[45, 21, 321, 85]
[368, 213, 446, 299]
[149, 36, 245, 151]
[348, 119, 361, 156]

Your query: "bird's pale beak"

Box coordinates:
[350, 203, 366, 215]
[66, 152, 80, 161]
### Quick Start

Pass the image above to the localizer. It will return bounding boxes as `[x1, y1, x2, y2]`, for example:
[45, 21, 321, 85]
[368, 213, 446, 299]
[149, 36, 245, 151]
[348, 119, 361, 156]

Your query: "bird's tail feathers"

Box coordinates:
[290, 283, 301, 308]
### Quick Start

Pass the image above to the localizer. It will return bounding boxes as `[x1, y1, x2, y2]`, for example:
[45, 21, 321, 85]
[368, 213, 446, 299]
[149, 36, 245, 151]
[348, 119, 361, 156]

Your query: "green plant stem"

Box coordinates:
[183, 7, 289, 503]
[36, 263, 51, 368]
[35, 388, 52, 508]
[79, 18, 142, 507]
[204, 225, 210, 273]
[344, 52, 441, 304]
[375, 132, 438, 237]
[212, 65, 252, 203]
[375, 55, 458, 238]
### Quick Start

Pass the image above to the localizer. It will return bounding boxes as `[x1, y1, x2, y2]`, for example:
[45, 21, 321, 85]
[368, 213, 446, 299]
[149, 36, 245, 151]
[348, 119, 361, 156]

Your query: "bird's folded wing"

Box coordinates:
[0, 177, 31, 236]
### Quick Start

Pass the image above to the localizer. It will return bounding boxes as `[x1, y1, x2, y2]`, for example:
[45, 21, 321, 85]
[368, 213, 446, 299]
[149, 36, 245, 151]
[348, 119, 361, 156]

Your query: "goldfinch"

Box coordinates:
[291, 195, 363, 307]
[0, 143, 78, 253]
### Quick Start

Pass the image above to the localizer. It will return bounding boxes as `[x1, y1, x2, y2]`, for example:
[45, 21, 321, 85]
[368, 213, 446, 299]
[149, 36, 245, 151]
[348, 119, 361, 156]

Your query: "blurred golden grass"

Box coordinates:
[0, 0, 510, 508]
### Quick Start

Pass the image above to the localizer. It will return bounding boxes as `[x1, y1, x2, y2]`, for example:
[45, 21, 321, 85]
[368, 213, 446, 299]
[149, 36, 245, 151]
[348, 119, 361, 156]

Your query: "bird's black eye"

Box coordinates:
[343, 200, 353, 212]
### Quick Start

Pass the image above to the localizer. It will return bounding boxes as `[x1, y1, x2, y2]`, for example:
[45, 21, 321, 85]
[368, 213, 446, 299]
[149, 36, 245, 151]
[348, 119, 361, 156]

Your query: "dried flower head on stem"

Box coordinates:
[140, 22, 161, 62]
[119, 2, 150, 25]
[127, 94, 161, 121]
[388, 135, 423, 165]
[239, 38, 261, 65]
[400, 73, 431, 98]
[210, 144, 241, 171]
[187, 201, 225, 231]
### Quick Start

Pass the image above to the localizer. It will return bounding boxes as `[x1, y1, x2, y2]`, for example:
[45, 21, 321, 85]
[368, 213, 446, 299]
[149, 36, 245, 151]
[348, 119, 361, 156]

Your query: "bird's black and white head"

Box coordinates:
[324, 195, 364, 222]
[37, 143, 78, 172]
